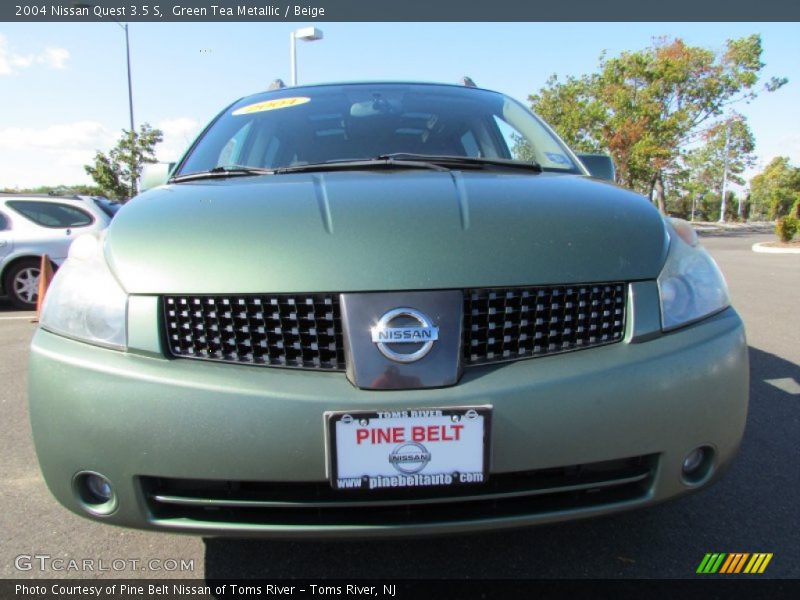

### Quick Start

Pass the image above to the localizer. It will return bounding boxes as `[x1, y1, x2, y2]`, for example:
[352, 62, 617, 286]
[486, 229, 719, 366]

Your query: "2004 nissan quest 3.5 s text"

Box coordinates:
[28, 82, 748, 537]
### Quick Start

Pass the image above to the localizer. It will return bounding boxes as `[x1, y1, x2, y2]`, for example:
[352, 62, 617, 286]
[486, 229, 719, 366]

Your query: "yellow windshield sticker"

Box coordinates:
[232, 97, 310, 115]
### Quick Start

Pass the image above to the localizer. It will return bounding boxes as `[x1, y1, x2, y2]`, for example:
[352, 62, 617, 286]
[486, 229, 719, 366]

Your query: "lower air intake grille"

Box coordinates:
[463, 283, 626, 365]
[141, 455, 656, 527]
[163, 294, 345, 370]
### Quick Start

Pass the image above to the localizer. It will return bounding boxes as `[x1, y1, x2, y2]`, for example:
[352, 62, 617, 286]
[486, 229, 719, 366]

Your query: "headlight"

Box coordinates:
[657, 219, 730, 331]
[40, 232, 128, 349]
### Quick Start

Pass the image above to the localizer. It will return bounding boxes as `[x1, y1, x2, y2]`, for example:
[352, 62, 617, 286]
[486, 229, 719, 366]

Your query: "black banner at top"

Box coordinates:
[3, 0, 800, 22]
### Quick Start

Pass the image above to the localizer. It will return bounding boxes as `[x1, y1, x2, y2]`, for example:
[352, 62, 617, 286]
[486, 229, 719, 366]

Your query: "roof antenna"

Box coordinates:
[268, 79, 286, 91]
[461, 76, 477, 88]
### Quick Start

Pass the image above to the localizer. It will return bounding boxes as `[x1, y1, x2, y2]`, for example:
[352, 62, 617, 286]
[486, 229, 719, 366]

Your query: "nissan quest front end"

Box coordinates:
[28, 82, 748, 537]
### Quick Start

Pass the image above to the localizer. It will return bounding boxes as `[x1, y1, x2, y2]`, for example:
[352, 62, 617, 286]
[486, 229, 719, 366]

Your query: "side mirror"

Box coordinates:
[140, 162, 176, 193]
[577, 154, 615, 183]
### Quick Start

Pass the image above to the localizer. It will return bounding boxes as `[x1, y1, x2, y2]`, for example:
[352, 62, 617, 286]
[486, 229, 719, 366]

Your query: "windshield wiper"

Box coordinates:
[375, 153, 542, 172]
[271, 154, 541, 174]
[170, 154, 541, 182]
[170, 159, 447, 182]
[169, 166, 275, 183]
[271, 157, 450, 174]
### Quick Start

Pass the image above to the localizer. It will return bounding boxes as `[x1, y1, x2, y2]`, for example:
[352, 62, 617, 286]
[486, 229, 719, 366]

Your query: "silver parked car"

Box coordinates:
[0, 194, 113, 309]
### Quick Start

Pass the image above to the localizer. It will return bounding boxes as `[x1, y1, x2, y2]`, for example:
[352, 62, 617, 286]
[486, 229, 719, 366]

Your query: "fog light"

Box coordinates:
[85, 474, 113, 503]
[681, 446, 714, 484]
[74, 471, 117, 515]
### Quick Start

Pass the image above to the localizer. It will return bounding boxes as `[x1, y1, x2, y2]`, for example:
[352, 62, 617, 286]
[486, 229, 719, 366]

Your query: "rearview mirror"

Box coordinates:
[350, 98, 401, 117]
[577, 154, 615, 183]
[140, 162, 176, 193]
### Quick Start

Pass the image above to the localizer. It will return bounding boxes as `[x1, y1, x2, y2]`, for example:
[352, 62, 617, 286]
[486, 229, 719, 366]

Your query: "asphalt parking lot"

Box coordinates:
[1, 232, 798, 580]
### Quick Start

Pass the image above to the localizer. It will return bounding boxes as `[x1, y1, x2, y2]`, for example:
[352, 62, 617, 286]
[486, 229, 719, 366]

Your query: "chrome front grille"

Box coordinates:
[163, 294, 345, 370]
[463, 283, 626, 365]
[163, 283, 627, 371]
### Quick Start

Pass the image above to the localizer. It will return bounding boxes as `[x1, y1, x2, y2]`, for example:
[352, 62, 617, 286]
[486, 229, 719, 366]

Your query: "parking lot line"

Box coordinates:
[0, 315, 35, 320]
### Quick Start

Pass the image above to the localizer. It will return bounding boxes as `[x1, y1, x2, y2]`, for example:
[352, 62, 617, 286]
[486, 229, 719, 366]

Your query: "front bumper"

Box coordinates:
[28, 298, 748, 538]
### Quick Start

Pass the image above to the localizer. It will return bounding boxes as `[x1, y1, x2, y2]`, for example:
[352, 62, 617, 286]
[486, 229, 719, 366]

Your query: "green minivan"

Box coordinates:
[28, 82, 748, 537]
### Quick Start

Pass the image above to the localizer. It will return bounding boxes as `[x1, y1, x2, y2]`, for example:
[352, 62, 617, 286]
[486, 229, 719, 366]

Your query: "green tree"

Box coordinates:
[84, 123, 163, 201]
[661, 160, 696, 219]
[684, 115, 755, 221]
[529, 35, 785, 213]
[749, 157, 800, 220]
[1, 184, 106, 196]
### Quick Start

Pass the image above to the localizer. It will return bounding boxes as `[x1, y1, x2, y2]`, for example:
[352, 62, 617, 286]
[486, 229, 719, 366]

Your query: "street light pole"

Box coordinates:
[72, 3, 137, 198]
[123, 23, 135, 138]
[289, 27, 324, 86]
[122, 23, 136, 198]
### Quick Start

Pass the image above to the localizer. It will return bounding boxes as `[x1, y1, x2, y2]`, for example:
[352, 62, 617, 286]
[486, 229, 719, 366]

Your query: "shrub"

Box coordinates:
[775, 216, 799, 242]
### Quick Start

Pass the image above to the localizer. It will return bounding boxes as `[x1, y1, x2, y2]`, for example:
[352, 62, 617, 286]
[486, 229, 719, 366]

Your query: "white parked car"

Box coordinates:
[0, 194, 114, 309]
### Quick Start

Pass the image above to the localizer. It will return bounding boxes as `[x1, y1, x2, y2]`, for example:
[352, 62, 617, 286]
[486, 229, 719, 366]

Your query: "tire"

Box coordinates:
[4, 258, 41, 310]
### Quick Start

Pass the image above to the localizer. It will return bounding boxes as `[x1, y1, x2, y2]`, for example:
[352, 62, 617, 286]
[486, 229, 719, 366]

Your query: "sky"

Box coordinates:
[1, 21, 799, 189]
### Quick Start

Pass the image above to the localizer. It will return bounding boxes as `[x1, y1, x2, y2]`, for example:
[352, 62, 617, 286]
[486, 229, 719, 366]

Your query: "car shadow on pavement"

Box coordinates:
[202, 346, 799, 579]
[0, 298, 28, 312]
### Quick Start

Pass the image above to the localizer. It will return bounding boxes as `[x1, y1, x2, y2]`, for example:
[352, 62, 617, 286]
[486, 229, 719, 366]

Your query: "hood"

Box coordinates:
[106, 171, 668, 294]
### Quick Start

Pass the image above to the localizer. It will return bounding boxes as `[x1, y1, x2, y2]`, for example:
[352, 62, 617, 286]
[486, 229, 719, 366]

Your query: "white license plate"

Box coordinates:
[326, 406, 491, 491]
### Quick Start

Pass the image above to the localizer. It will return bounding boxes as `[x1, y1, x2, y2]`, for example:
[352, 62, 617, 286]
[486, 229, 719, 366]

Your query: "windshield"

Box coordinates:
[92, 197, 120, 218]
[174, 83, 582, 177]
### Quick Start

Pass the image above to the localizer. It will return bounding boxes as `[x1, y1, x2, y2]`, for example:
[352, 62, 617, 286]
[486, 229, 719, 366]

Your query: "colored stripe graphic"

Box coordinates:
[700, 553, 773, 574]
[710, 554, 726, 573]
[719, 554, 736, 574]
[759, 554, 774, 573]
[744, 553, 774, 574]
[720, 553, 749, 574]
[696, 554, 714, 573]
[697, 553, 727, 573]
[733, 553, 750, 573]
